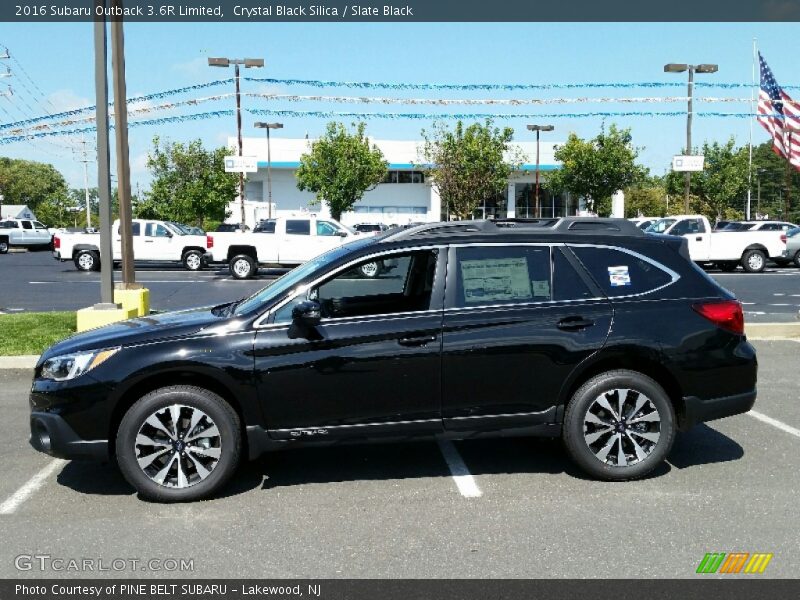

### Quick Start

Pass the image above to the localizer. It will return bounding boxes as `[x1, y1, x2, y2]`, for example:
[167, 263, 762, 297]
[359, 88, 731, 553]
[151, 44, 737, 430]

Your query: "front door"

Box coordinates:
[441, 244, 613, 431]
[140, 222, 175, 260]
[253, 248, 445, 439]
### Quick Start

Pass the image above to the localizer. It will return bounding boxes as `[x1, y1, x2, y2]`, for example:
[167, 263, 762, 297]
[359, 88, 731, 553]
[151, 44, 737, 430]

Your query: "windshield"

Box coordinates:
[165, 222, 189, 235]
[233, 237, 374, 316]
[646, 218, 676, 234]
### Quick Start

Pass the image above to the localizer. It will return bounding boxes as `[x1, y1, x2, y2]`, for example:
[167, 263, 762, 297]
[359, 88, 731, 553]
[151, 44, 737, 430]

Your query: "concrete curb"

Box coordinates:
[0, 321, 798, 369]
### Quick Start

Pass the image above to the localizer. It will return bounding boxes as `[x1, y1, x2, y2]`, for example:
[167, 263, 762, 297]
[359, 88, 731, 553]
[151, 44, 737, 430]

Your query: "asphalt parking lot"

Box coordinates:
[1, 249, 799, 322]
[0, 339, 798, 579]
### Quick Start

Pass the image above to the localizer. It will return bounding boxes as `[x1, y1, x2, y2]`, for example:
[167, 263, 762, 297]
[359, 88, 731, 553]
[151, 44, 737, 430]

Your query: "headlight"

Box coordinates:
[40, 347, 120, 382]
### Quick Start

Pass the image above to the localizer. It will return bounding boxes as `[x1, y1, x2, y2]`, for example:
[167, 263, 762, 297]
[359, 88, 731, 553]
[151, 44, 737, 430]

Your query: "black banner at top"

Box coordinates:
[3, 0, 800, 22]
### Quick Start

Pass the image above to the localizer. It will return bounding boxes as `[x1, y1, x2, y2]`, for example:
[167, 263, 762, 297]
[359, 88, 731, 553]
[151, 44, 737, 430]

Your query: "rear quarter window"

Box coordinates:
[568, 246, 674, 297]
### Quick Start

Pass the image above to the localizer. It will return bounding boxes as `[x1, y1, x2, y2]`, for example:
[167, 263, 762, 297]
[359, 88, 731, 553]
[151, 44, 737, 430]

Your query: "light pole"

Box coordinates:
[527, 124, 554, 218]
[254, 122, 283, 220]
[209, 57, 264, 229]
[756, 168, 767, 217]
[664, 63, 718, 214]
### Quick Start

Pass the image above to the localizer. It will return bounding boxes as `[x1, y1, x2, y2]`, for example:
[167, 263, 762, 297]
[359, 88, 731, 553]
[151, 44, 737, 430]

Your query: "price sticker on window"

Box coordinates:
[608, 266, 631, 287]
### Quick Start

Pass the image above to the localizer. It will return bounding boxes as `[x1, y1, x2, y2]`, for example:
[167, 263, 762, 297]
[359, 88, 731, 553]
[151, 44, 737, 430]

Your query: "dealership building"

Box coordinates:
[227, 137, 583, 228]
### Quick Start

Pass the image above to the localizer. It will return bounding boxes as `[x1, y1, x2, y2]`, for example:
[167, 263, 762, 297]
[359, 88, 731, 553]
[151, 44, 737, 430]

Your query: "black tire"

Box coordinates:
[741, 249, 767, 273]
[229, 254, 257, 280]
[74, 249, 100, 272]
[715, 261, 738, 272]
[562, 370, 676, 481]
[359, 260, 382, 279]
[116, 385, 241, 502]
[182, 249, 205, 271]
[772, 258, 790, 268]
[0, 239, 8, 254]
[793, 251, 800, 269]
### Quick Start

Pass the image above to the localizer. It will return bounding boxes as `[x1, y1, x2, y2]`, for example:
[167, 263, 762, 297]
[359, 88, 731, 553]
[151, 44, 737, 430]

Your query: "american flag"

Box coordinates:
[757, 52, 800, 170]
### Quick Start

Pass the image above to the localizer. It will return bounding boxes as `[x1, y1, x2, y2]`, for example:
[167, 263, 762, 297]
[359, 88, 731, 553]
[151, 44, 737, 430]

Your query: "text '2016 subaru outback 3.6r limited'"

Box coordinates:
[29, 218, 757, 502]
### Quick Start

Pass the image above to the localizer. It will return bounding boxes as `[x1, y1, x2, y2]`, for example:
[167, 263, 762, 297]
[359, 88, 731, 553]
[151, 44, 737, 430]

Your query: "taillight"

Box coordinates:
[780, 233, 787, 244]
[54, 236, 60, 249]
[692, 300, 744, 335]
[206, 235, 213, 249]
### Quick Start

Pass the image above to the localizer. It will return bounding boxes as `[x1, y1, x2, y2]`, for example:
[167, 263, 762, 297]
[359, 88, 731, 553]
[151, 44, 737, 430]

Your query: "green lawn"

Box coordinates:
[0, 312, 76, 356]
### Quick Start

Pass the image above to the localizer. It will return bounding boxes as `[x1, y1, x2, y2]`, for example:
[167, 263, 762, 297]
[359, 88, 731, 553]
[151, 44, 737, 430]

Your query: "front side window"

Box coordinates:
[286, 220, 310, 235]
[452, 246, 551, 308]
[316, 221, 339, 236]
[273, 250, 437, 323]
[569, 246, 673, 297]
[145, 223, 170, 237]
[670, 219, 704, 236]
[33, 221, 47, 230]
[646, 218, 675, 234]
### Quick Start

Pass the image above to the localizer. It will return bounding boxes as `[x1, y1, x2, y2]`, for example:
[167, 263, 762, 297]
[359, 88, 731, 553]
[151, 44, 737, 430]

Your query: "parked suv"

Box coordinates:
[29, 218, 757, 502]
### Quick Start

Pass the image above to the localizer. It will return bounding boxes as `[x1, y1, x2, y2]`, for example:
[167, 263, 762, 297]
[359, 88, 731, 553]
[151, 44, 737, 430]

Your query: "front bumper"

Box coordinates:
[29, 412, 109, 461]
[679, 389, 757, 430]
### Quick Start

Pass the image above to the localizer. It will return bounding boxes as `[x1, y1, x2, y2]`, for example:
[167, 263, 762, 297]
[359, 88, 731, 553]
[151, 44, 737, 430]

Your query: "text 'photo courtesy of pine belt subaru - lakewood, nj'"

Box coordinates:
[28, 218, 758, 502]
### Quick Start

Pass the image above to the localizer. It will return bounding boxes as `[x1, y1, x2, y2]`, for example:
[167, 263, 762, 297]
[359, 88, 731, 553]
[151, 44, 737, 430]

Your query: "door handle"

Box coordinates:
[398, 335, 437, 347]
[144, 240, 154, 243]
[557, 317, 595, 331]
[695, 236, 703, 241]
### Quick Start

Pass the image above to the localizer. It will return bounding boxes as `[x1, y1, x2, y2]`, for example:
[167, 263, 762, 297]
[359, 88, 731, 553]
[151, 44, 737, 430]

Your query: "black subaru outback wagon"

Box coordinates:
[29, 218, 757, 501]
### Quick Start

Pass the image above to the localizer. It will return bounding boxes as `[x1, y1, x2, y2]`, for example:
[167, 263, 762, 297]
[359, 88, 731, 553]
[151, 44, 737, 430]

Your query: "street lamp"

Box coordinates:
[664, 62, 718, 214]
[254, 122, 283, 220]
[527, 124, 554, 218]
[209, 56, 264, 229]
[756, 168, 767, 218]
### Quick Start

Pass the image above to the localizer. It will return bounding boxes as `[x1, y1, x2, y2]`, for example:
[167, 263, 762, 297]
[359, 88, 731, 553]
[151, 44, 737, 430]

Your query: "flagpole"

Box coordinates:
[748, 38, 757, 219]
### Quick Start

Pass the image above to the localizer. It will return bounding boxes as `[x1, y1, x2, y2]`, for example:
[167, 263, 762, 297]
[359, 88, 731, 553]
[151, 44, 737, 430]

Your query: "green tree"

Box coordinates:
[420, 119, 522, 220]
[141, 137, 235, 227]
[0, 157, 68, 211]
[624, 177, 669, 218]
[296, 122, 388, 221]
[751, 141, 800, 222]
[546, 124, 644, 216]
[664, 138, 748, 221]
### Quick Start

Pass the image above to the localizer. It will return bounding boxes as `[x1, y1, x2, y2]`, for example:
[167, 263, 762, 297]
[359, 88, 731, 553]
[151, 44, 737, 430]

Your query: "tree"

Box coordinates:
[751, 141, 800, 222]
[141, 137, 235, 227]
[624, 176, 669, 218]
[0, 157, 68, 211]
[420, 119, 522, 220]
[296, 122, 388, 221]
[545, 124, 644, 216]
[664, 138, 748, 221]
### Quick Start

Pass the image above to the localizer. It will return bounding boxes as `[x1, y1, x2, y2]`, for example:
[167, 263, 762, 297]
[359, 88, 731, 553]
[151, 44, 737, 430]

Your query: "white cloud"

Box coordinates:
[172, 56, 210, 78]
[47, 89, 92, 112]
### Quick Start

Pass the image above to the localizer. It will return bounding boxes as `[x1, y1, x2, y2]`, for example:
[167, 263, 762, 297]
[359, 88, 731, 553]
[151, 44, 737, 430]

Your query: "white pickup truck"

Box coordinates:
[0, 218, 53, 253]
[206, 216, 368, 279]
[53, 219, 210, 271]
[647, 214, 788, 272]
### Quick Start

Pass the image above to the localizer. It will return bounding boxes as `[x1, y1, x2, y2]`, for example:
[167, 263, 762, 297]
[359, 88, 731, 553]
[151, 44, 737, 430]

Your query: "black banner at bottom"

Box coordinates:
[4, 579, 800, 600]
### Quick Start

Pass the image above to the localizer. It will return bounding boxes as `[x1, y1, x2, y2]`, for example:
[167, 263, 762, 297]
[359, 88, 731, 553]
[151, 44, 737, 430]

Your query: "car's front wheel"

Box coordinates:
[116, 386, 241, 502]
[562, 370, 675, 481]
[229, 254, 257, 279]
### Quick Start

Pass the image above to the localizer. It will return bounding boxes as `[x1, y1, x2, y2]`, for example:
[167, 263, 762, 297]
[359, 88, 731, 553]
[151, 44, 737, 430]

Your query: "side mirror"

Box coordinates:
[336, 230, 348, 237]
[165, 231, 173, 238]
[292, 300, 321, 327]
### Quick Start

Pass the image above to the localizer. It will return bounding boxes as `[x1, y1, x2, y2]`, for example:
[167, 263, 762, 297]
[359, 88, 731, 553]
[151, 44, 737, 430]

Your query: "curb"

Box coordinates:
[0, 321, 798, 369]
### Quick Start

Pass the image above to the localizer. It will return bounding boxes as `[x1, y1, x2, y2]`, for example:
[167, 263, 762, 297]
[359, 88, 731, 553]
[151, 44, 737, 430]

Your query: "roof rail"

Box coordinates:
[551, 217, 645, 236]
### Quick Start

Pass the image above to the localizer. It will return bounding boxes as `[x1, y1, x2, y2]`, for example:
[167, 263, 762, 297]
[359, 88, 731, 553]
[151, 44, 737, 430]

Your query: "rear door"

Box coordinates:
[441, 244, 613, 431]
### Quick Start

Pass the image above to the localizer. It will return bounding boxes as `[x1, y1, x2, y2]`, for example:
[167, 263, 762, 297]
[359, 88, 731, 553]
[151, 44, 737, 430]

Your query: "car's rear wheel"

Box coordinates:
[116, 386, 241, 502]
[229, 254, 257, 279]
[182, 250, 204, 271]
[562, 370, 675, 481]
[741, 249, 766, 273]
[0, 240, 8, 254]
[74, 250, 100, 271]
[793, 251, 800, 268]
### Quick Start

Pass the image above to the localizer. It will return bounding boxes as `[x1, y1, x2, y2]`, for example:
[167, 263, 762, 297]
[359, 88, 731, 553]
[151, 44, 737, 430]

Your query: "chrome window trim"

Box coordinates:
[253, 244, 446, 329]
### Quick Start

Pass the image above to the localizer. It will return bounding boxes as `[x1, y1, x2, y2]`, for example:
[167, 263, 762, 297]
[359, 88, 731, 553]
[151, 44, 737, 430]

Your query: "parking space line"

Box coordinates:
[0, 459, 66, 515]
[747, 410, 800, 439]
[437, 440, 482, 498]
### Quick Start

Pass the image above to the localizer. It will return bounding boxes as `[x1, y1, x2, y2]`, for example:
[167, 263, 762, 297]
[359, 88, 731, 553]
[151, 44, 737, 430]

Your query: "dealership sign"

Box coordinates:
[672, 155, 705, 172]
[224, 156, 258, 173]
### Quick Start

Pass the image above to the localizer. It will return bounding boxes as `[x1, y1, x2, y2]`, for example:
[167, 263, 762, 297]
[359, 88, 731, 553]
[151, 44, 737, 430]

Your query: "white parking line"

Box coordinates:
[748, 410, 800, 440]
[0, 459, 66, 515]
[437, 440, 482, 498]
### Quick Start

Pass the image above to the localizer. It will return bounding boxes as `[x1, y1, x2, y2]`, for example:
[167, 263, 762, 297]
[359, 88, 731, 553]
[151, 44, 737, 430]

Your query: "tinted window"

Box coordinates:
[117, 223, 141, 236]
[569, 246, 673, 297]
[316, 221, 339, 236]
[670, 218, 704, 235]
[453, 246, 551, 308]
[553, 247, 595, 301]
[21, 221, 32, 230]
[1, 221, 16, 229]
[286, 220, 310, 235]
[145, 223, 169, 237]
[255, 220, 276, 233]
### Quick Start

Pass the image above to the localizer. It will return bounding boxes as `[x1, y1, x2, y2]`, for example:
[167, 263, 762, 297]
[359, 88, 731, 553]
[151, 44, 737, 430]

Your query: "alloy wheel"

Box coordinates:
[747, 253, 764, 271]
[134, 404, 222, 489]
[582, 388, 661, 467]
[232, 259, 251, 278]
[78, 253, 95, 270]
[185, 253, 202, 270]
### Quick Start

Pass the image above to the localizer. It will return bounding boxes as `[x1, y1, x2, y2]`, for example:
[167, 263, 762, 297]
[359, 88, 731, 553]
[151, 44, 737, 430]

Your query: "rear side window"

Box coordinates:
[452, 246, 551, 308]
[286, 220, 310, 235]
[569, 246, 673, 297]
[255, 220, 276, 233]
[21, 221, 32, 230]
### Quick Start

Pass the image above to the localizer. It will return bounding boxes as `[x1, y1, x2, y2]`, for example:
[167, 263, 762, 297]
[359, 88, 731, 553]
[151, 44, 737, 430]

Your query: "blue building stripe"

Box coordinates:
[256, 161, 559, 171]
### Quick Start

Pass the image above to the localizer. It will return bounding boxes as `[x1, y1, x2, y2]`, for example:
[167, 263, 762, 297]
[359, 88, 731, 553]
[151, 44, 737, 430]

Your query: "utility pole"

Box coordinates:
[255, 122, 283, 219]
[527, 124, 554, 218]
[76, 138, 94, 229]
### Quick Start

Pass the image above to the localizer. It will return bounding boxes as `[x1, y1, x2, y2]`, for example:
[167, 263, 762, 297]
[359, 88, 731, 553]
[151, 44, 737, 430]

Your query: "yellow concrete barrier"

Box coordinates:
[114, 287, 150, 317]
[76, 306, 138, 332]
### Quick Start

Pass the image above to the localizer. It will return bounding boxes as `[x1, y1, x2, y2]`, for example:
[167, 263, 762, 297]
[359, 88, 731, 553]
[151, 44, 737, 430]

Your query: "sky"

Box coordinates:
[0, 21, 798, 192]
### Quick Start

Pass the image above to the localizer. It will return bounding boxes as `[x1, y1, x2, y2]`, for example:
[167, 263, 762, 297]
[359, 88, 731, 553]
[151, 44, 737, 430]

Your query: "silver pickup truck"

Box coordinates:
[0, 219, 53, 254]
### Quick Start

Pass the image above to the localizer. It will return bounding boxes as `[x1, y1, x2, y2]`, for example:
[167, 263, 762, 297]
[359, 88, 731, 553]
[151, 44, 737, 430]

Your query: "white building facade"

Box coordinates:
[227, 137, 575, 229]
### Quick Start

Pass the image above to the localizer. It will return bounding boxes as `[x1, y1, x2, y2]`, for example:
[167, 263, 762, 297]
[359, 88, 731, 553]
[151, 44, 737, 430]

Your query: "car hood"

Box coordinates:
[39, 305, 235, 363]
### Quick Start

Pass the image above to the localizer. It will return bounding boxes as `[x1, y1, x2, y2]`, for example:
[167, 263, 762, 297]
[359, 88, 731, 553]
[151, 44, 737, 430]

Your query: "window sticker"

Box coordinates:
[608, 265, 631, 287]
[531, 279, 551, 298]
[461, 257, 532, 303]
